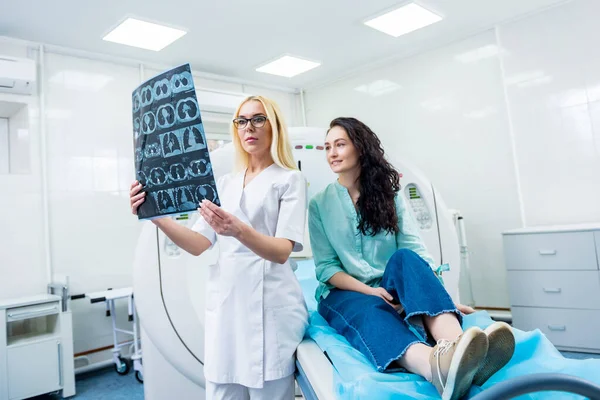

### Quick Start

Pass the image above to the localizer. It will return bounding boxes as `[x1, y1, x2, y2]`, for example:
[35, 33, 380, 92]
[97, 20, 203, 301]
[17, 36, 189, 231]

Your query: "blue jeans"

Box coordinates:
[318, 249, 461, 372]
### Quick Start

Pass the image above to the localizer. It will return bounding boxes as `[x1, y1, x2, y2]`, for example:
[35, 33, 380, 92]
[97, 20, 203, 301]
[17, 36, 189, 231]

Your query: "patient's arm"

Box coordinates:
[328, 271, 374, 295]
[309, 200, 346, 283]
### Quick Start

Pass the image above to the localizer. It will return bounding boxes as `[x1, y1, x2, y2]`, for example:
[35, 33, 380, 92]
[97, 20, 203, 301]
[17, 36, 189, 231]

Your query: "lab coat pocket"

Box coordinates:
[205, 287, 220, 312]
[264, 304, 309, 371]
[205, 263, 228, 312]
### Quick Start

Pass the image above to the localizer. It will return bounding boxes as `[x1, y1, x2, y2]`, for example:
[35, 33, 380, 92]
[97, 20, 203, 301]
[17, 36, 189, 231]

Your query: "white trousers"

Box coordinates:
[205, 375, 295, 400]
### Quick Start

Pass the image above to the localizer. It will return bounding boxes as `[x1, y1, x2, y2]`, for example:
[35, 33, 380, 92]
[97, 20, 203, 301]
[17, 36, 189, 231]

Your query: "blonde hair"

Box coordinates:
[231, 95, 297, 171]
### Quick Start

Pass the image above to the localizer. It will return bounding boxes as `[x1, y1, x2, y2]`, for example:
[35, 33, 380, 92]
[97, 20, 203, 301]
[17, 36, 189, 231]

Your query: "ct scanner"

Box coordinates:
[133, 127, 461, 400]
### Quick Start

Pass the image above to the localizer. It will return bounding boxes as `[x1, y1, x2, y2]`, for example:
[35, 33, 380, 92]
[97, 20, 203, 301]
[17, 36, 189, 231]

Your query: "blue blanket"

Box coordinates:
[294, 259, 600, 399]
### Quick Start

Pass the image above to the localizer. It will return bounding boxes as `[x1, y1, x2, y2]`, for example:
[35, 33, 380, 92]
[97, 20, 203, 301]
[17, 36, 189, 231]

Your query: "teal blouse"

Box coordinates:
[308, 181, 437, 301]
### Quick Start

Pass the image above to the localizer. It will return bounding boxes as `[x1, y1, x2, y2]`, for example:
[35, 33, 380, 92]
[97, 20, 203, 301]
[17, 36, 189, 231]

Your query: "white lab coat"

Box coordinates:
[192, 164, 309, 389]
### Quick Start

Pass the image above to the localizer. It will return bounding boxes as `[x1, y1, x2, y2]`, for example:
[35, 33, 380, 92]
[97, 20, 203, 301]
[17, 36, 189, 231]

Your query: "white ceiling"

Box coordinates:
[0, 0, 569, 90]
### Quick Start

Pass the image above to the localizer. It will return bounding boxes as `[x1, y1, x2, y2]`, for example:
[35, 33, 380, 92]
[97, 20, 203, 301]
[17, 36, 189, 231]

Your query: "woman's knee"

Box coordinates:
[388, 249, 428, 273]
[393, 248, 418, 260]
[389, 249, 417, 267]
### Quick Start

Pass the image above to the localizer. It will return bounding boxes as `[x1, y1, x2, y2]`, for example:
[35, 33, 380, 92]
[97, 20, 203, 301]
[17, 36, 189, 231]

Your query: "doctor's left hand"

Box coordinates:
[199, 200, 244, 238]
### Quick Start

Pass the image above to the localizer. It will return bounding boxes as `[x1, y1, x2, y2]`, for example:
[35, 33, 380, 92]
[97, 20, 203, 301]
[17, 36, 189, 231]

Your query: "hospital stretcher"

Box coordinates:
[295, 339, 334, 400]
[293, 260, 600, 400]
[85, 287, 144, 383]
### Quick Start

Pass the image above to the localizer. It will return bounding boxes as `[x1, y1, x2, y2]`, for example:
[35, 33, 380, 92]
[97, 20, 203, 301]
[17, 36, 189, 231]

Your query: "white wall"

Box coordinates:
[304, 0, 600, 308]
[0, 42, 47, 300]
[44, 53, 143, 353]
[7, 106, 32, 174]
[0, 101, 47, 299]
[0, 118, 7, 173]
[0, 40, 299, 358]
[498, 0, 600, 226]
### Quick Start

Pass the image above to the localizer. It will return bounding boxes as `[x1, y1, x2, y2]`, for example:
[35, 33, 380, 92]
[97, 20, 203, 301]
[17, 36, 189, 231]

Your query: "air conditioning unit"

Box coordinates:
[196, 88, 247, 115]
[0, 55, 36, 95]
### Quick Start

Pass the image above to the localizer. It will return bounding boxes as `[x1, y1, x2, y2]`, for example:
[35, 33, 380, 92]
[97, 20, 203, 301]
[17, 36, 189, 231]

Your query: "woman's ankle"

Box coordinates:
[398, 343, 433, 381]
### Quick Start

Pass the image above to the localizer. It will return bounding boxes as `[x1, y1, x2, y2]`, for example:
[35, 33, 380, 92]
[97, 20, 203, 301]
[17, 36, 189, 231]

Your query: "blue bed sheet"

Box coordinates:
[294, 259, 600, 399]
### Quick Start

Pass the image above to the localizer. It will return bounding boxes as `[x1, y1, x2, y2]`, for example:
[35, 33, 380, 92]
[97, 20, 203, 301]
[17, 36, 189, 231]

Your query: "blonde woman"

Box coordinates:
[129, 96, 308, 399]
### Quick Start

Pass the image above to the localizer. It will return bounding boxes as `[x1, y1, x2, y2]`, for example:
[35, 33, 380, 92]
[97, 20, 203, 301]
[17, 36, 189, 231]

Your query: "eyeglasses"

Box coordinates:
[233, 115, 268, 129]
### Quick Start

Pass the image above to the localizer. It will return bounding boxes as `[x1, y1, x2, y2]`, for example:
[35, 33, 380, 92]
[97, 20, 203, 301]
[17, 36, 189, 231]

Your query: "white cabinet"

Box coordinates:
[7, 339, 62, 399]
[0, 294, 75, 400]
[503, 224, 600, 353]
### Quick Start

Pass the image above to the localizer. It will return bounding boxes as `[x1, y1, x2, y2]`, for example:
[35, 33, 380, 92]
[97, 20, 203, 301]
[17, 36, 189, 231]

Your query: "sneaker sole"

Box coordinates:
[472, 322, 515, 386]
[442, 328, 489, 400]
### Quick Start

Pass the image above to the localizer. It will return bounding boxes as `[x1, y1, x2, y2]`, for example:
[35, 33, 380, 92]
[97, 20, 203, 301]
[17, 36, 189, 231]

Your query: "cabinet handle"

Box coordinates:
[543, 288, 562, 294]
[548, 325, 566, 332]
[58, 341, 63, 387]
[539, 250, 557, 256]
[7, 306, 58, 319]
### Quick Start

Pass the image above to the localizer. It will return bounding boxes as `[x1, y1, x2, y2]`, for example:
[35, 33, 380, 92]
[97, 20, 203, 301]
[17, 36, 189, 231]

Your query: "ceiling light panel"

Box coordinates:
[103, 18, 187, 51]
[256, 55, 321, 78]
[365, 3, 443, 37]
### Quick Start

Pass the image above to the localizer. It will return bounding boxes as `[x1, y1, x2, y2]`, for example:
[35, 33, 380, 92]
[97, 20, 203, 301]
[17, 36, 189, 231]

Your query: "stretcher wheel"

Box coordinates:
[135, 370, 144, 383]
[115, 357, 130, 375]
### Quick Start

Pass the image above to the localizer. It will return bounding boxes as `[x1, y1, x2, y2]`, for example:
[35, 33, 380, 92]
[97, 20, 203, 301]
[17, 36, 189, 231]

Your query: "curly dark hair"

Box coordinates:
[328, 117, 400, 236]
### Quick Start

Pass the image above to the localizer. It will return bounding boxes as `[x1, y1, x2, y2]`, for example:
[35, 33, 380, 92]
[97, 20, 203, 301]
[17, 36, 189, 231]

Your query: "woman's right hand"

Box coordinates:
[130, 180, 146, 215]
[328, 272, 402, 311]
[368, 287, 402, 311]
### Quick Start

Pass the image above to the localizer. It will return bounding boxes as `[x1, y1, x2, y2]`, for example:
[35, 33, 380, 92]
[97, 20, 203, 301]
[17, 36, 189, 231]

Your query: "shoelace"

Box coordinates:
[433, 338, 457, 389]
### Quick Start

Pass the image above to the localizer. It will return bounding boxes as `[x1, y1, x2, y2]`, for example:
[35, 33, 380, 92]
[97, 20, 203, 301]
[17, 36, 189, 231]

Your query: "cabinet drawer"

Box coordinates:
[7, 338, 62, 399]
[503, 232, 598, 271]
[6, 301, 60, 322]
[511, 307, 600, 350]
[507, 270, 600, 309]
